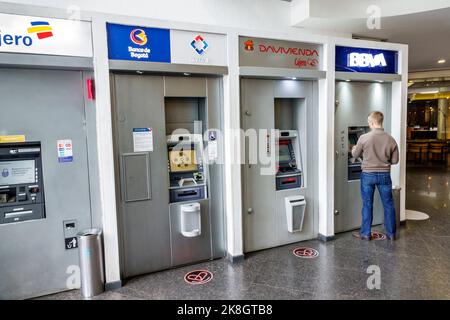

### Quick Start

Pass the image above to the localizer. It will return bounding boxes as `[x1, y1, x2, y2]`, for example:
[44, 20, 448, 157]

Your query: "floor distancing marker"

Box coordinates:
[293, 247, 319, 258]
[184, 269, 213, 285]
[371, 231, 386, 240]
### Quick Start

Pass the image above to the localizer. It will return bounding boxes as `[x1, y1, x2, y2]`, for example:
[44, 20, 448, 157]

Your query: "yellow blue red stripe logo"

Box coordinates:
[27, 21, 53, 39]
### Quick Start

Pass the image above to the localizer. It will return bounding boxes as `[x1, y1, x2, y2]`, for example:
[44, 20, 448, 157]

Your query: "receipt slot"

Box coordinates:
[0, 142, 45, 224]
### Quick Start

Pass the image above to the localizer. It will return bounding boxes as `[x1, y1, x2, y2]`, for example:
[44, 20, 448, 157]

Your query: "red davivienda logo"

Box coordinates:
[259, 44, 319, 57]
[243, 39, 319, 57]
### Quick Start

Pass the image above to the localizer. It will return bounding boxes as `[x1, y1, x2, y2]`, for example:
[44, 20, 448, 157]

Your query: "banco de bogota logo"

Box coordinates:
[130, 29, 148, 46]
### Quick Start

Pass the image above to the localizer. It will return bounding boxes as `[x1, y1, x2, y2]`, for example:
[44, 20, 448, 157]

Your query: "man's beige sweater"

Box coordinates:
[352, 128, 399, 172]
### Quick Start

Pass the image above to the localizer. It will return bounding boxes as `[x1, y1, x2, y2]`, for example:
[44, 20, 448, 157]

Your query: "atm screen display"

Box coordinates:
[169, 149, 198, 172]
[0, 160, 36, 186]
[278, 144, 292, 162]
[348, 133, 358, 147]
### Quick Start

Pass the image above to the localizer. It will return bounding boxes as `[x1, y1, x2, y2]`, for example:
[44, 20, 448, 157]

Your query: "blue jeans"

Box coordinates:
[360, 172, 396, 238]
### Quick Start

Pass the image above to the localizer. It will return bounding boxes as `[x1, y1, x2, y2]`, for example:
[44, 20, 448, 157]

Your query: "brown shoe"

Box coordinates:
[352, 231, 372, 241]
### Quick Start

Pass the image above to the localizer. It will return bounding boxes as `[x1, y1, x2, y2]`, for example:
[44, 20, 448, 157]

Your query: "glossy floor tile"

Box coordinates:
[38, 166, 450, 300]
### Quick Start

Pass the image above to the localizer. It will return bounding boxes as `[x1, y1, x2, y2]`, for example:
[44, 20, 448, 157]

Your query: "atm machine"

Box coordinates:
[334, 81, 392, 233]
[167, 134, 207, 204]
[111, 75, 226, 278]
[0, 142, 45, 224]
[0, 68, 98, 300]
[347, 126, 370, 181]
[241, 79, 318, 253]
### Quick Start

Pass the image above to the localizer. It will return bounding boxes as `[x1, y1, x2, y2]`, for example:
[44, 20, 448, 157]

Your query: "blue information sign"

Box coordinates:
[107, 23, 171, 63]
[335, 46, 398, 74]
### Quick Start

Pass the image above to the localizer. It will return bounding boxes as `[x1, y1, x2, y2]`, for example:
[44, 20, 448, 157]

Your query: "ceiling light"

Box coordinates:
[420, 90, 439, 94]
[378, 80, 384, 83]
[346, 79, 351, 82]
[183, 72, 190, 76]
[438, 59, 446, 64]
[291, 77, 297, 80]
[136, 70, 143, 75]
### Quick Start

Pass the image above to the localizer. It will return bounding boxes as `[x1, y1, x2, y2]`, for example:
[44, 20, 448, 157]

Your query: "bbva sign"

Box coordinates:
[348, 52, 387, 68]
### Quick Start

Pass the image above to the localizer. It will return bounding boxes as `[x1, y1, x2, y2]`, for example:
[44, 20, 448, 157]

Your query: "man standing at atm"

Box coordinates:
[351, 111, 399, 241]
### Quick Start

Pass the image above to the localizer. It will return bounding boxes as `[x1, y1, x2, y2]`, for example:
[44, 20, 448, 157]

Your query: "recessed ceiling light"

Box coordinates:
[420, 90, 439, 94]
[183, 72, 190, 76]
[378, 80, 384, 83]
[438, 59, 446, 64]
[346, 79, 351, 82]
[291, 77, 297, 80]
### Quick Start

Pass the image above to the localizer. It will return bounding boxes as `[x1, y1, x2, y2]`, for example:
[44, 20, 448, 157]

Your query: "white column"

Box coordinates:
[224, 31, 244, 258]
[91, 15, 121, 284]
[318, 40, 336, 238]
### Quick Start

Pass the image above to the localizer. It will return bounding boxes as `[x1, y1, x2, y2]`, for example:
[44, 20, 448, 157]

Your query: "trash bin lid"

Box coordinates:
[77, 228, 102, 238]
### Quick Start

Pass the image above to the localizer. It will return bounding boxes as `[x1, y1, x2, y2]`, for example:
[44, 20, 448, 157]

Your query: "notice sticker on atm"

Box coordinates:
[0, 135, 25, 143]
[57, 139, 73, 163]
[133, 128, 153, 152]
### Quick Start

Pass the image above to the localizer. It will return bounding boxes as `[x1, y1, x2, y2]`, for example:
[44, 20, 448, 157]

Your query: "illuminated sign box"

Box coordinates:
[0, 13, 92, 57]
[239, 36, 322, 70]
[335, 46, 398, 74]
[106, 23, 227, 66]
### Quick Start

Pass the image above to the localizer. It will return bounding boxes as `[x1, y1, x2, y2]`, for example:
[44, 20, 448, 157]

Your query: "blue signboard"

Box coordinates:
[107, 23, 171, 63]
[336, 46, 398, 74]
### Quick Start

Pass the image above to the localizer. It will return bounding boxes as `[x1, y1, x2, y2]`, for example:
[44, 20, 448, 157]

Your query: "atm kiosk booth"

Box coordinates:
[0, 13, 99, 299]
[334, 45, 404, 233]
[239, 36, 324, 253]
[107, 23, 227, 277]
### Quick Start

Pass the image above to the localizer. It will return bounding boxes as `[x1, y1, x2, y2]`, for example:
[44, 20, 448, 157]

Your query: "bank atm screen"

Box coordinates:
[169, 149, 198, 172]
[0, 160, 36, 186]
[348, 126, 370, 155]
[348, 133, 358, 147]
[278, 144, 292, 162]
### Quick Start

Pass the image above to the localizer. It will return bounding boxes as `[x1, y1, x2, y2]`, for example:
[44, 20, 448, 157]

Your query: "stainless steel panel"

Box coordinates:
[112, 74, 171, 277]
[169, 199, 212, 266]
[207, 77, 226, 259]
[109, 60, 228, 75]
[242, 79, 317, 252]
[0, 68, 92, 299]
[241, 79, 277, 252]
[0, 53, 93, 70]
[164, 76, 207, 97]
[121, 153, 151, 202]
[334, 81, 392, 233]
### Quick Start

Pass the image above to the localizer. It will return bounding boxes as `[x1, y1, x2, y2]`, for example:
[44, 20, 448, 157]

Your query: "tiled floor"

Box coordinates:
[38, 166, 450, 300]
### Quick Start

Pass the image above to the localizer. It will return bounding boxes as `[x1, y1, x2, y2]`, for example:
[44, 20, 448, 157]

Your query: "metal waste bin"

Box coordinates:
[77, 228, 105, 298]
[392, 186, 401, 229]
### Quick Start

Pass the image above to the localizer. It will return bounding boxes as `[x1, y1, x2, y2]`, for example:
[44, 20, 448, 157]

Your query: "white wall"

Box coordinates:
[3, 0, 349, 36]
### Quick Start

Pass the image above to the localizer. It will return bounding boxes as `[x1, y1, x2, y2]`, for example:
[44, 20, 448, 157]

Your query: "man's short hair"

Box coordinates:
[368, 111, 384, 125]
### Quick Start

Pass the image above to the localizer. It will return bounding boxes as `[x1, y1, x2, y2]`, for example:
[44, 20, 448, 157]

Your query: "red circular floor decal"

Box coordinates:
[293, 247, 319, 258]
[184, 270, 213, 285]
[371, 231, 386, 240]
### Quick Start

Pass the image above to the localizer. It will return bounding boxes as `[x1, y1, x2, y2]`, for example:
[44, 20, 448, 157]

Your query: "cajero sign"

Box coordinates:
[0, 13, 92, 57]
